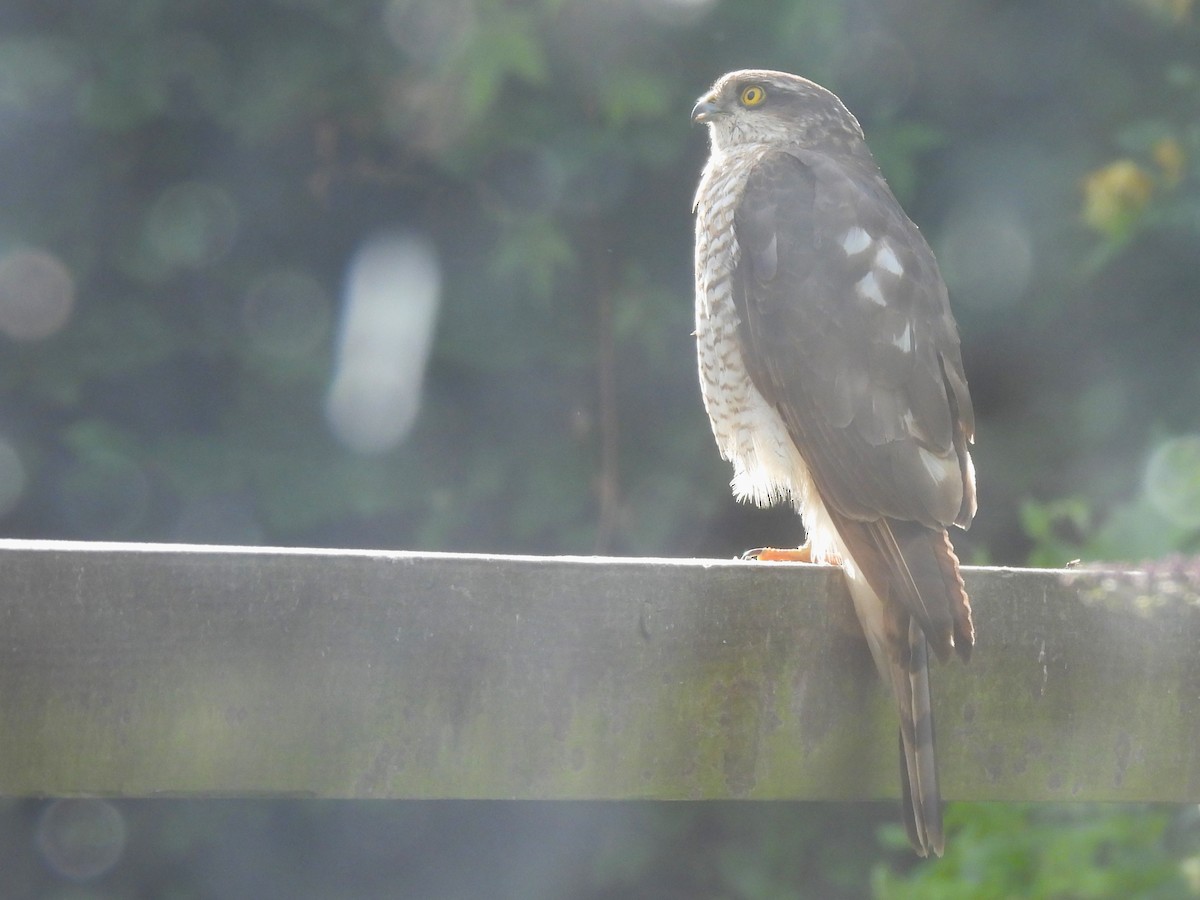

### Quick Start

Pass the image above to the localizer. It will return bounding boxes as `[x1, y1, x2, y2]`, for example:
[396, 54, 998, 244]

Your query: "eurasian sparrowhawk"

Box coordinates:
[691, 69, 977, 858]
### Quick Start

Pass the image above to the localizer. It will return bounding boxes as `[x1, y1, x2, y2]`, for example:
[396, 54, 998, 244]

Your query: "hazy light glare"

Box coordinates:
[383, 0, 476, 65]
[0, 436, 26, 517]
[937, 203, 1033, 311]
[1076, 379, 1130, 443]
[144, 181, 239, 269]
[172, 494, 264, 544]
[488, 147, 565, 214]
[1144, 435, 1200, 529]
[152, 31, 232, 118]
[559, 152, 631, 216]
[382, 76, 473, 156]
[36, 800, 127, 881]
[242, 269, 332, 359]
[325, 231, 441, 454]
[834, 31, 917, 115]
[59, 453, 152, 538]
[635, 0, 718, 25]
[0, 35, 80, 112]
[0, 246, 76, 340]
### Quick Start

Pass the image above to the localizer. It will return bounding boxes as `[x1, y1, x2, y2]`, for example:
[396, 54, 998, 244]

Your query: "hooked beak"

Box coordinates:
[691, 97, 723, 123]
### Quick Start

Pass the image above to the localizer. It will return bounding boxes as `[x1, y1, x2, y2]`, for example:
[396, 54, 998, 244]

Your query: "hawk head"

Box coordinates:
[692, 69, 865, 155]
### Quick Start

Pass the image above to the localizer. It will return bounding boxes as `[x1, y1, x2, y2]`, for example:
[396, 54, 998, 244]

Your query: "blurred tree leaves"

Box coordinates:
[875, 804, 1190, 899]
[3, 0, 1200, 895]
[458, 7, 548, 115]
[4, 0, 1195, 563]
[865, 120, 945, 206]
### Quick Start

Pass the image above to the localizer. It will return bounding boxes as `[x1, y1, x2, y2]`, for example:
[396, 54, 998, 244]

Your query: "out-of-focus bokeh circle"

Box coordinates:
[36, 799, 127, 882]
[0, 246, 76, 340]
[143, 181, 239, 270]
[1144, 434, 1200, 529]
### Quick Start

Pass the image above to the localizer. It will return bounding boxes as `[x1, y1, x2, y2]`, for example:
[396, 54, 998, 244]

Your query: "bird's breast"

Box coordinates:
[693, 152, 817, 520]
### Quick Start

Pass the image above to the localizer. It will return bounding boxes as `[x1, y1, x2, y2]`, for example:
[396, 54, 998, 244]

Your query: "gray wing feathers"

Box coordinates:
[731, 147, 976, 661]
[731, 150, 975, 531]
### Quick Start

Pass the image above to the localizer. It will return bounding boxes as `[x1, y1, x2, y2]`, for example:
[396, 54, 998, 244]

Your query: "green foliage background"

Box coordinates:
[2, 0, 1200, 895]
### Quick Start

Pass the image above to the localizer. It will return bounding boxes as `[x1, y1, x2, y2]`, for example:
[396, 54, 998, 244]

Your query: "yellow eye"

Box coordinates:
[739, 84, 766, 107]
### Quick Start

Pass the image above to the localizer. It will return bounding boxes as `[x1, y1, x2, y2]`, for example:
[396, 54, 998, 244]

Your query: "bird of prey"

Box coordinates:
[691, 69, 976, 857]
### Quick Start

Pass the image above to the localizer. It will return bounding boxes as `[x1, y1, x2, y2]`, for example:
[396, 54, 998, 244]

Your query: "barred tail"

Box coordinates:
[828, 509, 970, 857]
[896, 617, 942, 857]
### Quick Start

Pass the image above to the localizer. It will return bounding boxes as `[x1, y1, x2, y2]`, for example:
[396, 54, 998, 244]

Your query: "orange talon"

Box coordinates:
[752, 546, 812, 562]
[742, 544, 841, 564]
[743, 545, 811, 562]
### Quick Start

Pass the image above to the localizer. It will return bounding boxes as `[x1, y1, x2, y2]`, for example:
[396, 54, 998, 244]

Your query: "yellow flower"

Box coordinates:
[1153, 136, 1186, 186]
[1135, 0, 1193, 22]
[1081, 159, 1154, 237]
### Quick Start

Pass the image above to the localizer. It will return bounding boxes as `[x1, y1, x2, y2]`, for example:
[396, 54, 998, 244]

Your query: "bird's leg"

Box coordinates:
[741, 543, 841, 564]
